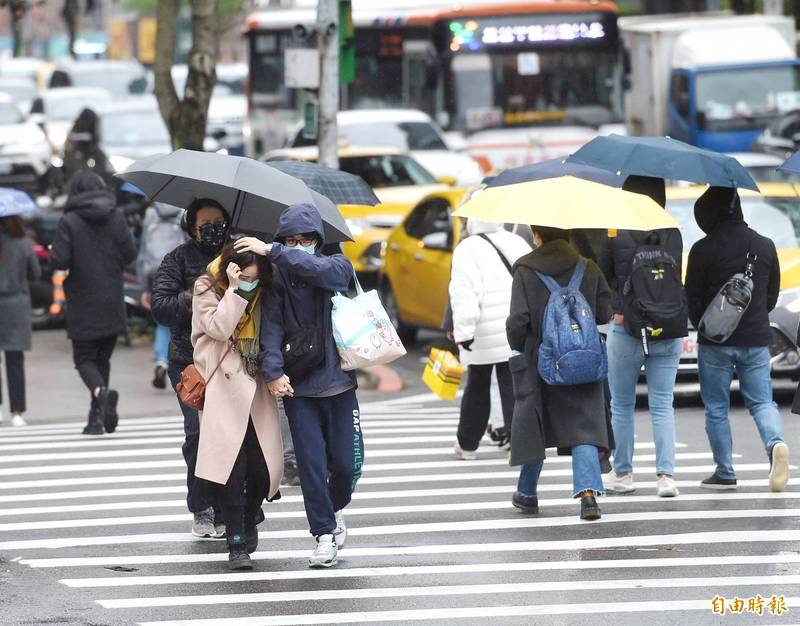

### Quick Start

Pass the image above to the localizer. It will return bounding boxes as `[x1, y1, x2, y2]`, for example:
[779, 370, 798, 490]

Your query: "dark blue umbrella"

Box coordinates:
[0, 188, 39, 217]
[567, 134, 759, 191]
[488, 157, 626, 188]
[778, 150, 800, 176]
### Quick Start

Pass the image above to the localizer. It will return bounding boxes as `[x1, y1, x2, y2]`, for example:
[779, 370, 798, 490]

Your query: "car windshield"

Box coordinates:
[68, 68, 143, 98]
[0, 101, 23, 124]
[47, 94, 110, 121]
[342, 122, 447, 151]
[100, 110, 170, 146]
[668, 195, 800, 249]
[339, 155, 436, 187]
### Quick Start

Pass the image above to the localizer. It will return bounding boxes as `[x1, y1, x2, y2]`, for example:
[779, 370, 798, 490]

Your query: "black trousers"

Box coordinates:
[457, 362, 514, 452]
[212, 419, 269, 538]
[0, 351, 25, 413]
[71, 335, 117, 395]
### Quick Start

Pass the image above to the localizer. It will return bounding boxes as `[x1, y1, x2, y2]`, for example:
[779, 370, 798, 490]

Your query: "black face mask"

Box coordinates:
[197, 222, 228, 253]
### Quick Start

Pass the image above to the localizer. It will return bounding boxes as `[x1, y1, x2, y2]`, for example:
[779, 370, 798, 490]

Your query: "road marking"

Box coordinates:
[5, 508, 798, 550]
[23, 529, 800, 568]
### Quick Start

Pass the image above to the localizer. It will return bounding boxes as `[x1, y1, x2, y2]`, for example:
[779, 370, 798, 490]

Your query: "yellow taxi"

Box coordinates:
[667, 183, 800, 377]
[263, 146, 453, 276]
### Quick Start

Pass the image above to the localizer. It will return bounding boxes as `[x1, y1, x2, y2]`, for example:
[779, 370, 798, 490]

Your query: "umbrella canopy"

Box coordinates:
[453, 176, 678, 231]
[116, 150, 352, 243]
[778, 150, 800, 176]
[0, 188, 39, 218]
[267, 160, 380, 206]
[567, 134, 759, 191]
[488, 157, 626, 188]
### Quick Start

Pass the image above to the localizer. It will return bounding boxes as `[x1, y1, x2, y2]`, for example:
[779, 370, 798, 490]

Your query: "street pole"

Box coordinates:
[316, 0, 339, 169]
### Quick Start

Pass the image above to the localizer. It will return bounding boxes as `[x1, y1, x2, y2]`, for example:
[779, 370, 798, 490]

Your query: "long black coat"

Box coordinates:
[506, 239, 614, 466]
[50, 190, 136, 341]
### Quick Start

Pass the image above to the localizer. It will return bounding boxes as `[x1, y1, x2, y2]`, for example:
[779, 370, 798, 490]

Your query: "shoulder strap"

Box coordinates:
[534, 270, 561, 293]
[206, 322, 241, 384]
[567, 258, 588, 290]
[744, 231, 758, 278]
[478, 233, 513, 275]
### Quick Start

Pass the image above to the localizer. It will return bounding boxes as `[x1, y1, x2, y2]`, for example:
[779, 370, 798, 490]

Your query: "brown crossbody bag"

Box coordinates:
[177, 332, 238, 411]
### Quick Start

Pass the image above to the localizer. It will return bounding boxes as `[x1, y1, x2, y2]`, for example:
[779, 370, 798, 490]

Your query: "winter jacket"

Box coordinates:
[685, 186, 780, 347]
[151, 239, 218, 368]
[0, 234, 40, 352]
[260, 203, 356, 397]
[191, 275, 283, 492]
[50, 189, 136, 341]
[449, 219, 531, 365]
[136, 203, 187, 291]
[506, 238, 614, 466]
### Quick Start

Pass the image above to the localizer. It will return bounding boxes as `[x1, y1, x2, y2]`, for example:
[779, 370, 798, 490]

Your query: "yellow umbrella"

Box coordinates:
[453, 175, 678, 231]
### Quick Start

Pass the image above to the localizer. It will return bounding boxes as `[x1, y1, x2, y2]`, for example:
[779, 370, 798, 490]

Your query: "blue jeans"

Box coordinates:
[517, 444, 604, 498]
[698, 344, 784, 480]
[607, 322, 681, 476]
[154, 324, 171, 366]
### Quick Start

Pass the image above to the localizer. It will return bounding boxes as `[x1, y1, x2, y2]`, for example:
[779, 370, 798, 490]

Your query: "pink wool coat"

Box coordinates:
[191, 275, 283, 496]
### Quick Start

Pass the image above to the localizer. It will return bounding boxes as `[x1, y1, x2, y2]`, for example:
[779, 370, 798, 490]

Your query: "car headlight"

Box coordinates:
[776, 286, 800, 313]
[108, 155, 135, 173]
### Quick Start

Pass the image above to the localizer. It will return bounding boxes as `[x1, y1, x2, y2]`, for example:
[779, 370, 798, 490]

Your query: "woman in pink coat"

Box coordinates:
[191, 243, 283, 570]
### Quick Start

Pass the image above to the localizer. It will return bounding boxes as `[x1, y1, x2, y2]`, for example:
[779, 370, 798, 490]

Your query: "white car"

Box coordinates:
[30, 87, 114, 154]
[288, 108, 484, 185]
[0, 94, 51, 194]
[0, 77, 38, 115]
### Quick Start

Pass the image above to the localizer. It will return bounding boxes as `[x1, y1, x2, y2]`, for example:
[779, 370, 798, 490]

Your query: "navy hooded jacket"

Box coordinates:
[260, 203, 356, 396]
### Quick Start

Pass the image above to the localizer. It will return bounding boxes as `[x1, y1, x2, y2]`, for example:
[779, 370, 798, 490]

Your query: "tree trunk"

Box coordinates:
[62, 0, 79, 60]
[154, 0, 218, 151]
[316, 0, 339, 169]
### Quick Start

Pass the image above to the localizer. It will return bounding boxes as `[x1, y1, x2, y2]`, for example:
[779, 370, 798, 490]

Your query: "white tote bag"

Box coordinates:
[331, 278, 407, 371]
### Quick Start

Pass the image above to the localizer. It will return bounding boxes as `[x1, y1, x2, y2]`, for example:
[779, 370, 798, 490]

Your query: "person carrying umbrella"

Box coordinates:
[236, 202, 361, 569]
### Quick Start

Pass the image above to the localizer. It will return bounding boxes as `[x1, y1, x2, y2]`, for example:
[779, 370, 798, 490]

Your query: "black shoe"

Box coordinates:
[600, 457, 612, 474]
[96, 387, 119, 434]
[512, 492, 539, 514]
[227, 535, 253, 570]
[82, 406, 104, 435]
[281, 460, 301, 487]
[152, 364, 167, 389]
[245, 526, 259, 554]
[580, 492, 601, 520]
[700, 473, 737, 491]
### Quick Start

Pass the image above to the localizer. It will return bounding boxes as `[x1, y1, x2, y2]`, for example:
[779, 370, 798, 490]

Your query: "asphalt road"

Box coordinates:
[0, 328, 799, 625]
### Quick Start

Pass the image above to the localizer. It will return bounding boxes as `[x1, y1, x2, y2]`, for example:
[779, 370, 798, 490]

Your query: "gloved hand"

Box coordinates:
[458, 339, 474, 351]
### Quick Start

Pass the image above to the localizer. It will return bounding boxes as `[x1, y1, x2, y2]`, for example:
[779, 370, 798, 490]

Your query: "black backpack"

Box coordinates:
[621, 231, 688, 354]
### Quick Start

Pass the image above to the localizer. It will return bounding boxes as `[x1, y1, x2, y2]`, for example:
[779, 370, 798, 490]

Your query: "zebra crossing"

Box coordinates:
[1, 392, 799, 625]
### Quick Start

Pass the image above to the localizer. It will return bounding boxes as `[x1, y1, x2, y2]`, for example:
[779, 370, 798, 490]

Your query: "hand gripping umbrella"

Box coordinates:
[116, 150, 353, 243]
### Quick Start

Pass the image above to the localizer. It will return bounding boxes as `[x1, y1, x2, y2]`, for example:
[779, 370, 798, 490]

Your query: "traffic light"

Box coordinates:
[339, 0, 355, 85]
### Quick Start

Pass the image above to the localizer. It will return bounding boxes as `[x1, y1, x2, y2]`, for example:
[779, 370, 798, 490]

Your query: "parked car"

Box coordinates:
[0, 57, 53, 89]
[287, 109, 484, 185]
[0, 77, 38, 114]
[0, 94, 51, 195]
[264, 145, 453, 276]
[30, 87, 114, 154]
[667, 183, 800, 378]
[49, 60, 147, 99]
[752, 110, 800, 160]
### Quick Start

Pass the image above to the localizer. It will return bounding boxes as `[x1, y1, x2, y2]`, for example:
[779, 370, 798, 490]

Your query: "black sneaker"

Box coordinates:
[245, 526, 259, 554]
[700, 473, 737, 491]
[227, 535, 253, 570]
[281, 460, 301, 487]
[152, 364, 167, 389]
[96, 387, 119, 434]
[512, 492, 539, 514]
[82, 406, 104, 435]
[579, 492, 601, 521]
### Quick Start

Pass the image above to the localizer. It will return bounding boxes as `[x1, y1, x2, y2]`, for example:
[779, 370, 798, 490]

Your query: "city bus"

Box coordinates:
[243, 0, 624, 171]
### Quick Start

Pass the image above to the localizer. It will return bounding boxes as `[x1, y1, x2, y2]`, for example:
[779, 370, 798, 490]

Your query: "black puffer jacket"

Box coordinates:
[151, 239, 217, 367]
[50, 189, 136, 341]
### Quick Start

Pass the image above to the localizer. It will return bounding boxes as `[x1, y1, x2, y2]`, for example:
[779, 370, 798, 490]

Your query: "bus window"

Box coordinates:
[248, 32, 292, 109]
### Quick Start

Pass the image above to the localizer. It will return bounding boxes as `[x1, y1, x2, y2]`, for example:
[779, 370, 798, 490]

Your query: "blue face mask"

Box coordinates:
[238, 278, 260, 292]
[298, 244, 316, 255]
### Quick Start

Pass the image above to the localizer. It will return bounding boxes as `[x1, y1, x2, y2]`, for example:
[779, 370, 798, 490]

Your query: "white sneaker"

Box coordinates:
[605, 472, 636, 494]
[333, 510, 347, 548]
[11, 415, 27, 427]
[454, 442, 477, 461]
[769, 442, 790, 493]
[656, 475, 679, 497]
[309, 534, 338, 568]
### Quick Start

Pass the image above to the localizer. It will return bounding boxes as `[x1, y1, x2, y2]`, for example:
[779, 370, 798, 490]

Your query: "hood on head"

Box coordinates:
[154, 202, 184, 220]
[65, 189, 116, 222]
[694, 186, 743, 234]
[622, 175, 666, 209]
[275, 203, 326, 245]
[466, 218, 502, 237]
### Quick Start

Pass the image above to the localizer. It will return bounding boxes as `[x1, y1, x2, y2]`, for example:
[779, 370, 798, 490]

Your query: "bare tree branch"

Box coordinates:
[154, 0, 181, 149]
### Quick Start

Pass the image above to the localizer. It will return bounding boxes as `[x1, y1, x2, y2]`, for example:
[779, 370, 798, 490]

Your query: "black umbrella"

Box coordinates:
[116, 150, 353, 243]
[267, 160, 380, 206]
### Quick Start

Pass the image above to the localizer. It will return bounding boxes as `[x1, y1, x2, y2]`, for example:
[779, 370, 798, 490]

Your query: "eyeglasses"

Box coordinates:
[197, 219, 227, 228]
[284, 236, 316, 247]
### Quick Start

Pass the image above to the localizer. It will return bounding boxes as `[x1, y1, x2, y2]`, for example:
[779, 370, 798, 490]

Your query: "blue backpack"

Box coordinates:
[535, 259, 607, 386]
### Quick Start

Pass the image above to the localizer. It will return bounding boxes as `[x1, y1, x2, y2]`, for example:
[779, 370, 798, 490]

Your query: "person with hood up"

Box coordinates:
[235, 202, 361, 569]
[686, 186, 789, 492]
[136, 202, 187, 389]
[50, 169, 136, 435]
[151, 197, 230, 539]
[191, 242, 283, 570]
[602, 176, 686, 498]
[449, 218, 531, 459]
[506, 225, 613, 520]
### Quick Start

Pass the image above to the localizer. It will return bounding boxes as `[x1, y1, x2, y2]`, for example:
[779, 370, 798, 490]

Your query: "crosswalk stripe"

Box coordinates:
[5, 508, 798, 551]
[22, 529, 800, 568]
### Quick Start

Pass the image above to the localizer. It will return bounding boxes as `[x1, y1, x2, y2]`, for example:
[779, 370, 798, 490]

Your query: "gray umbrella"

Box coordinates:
[115, 149, 353, 243]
